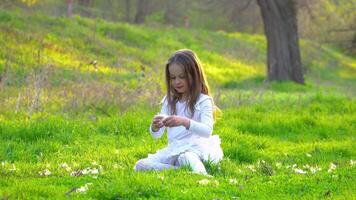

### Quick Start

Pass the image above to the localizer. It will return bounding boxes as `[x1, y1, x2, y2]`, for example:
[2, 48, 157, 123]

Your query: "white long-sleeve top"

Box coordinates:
[150, 93, 214, 144]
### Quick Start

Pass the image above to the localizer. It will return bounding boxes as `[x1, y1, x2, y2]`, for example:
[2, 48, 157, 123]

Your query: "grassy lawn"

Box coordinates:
[0, 10, 355, 199]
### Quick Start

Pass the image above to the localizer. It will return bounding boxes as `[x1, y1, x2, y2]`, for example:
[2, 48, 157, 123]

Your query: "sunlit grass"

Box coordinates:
[0, 10, 355, 199]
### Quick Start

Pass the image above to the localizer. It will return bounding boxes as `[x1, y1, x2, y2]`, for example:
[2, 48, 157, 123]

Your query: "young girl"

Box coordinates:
[134, 49, 223, 175]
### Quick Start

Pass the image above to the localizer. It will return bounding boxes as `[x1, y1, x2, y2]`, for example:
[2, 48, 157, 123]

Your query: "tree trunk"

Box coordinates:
[164, 0, 175, 24]
[125, 0, 131, 22]
[78, 0, 91, 17]
[257, 0, 304, 84]
[78, 0, 91, 6]
[134, 0, 147, 24]
[66, 0, 73, 17]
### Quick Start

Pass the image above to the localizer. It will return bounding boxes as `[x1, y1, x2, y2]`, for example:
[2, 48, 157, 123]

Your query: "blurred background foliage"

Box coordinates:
[0, 0, 354, 54]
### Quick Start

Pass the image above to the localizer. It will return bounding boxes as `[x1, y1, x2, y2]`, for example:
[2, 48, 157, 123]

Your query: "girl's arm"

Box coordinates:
[188, 98, 214, 138]
[149, 97, 168, 139]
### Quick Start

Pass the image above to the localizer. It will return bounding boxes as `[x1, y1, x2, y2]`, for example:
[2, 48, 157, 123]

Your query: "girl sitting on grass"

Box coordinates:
[134, 49, 223, 175]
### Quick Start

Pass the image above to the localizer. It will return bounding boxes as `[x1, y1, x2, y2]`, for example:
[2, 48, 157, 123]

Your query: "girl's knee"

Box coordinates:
[134, 159, 150, 171]
[177, 152, 199, 166]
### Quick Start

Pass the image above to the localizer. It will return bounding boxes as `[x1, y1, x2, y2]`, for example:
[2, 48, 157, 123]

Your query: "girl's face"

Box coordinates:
[168, 63, 189, 96]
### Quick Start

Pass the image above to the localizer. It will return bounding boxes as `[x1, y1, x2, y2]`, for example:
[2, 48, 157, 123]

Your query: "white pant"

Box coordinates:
[134, 151, 207, 175]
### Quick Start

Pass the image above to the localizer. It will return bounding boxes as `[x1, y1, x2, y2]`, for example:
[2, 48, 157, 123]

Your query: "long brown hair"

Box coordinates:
[165, 49, 211, 117]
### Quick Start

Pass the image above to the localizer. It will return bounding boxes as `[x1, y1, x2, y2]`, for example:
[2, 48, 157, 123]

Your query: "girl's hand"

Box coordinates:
[151, 115, 166, 132]
[162, 115, 190, 129]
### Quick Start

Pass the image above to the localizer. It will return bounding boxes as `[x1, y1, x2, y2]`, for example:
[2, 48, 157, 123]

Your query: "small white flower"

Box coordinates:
[294, 168, 307, 174]
[328, 163, 337, 173]
[9, 164, 16, 172]
[292, 164, 297, 168]
[60, 162, 69, 168]
[229, 178, 237, 184]
[350, 160, 355, 167]
[306, 153, 312, 157]
[246, 165, 256, 172]
[310, 166, 322, 174]
[197, 179, 210, 185]
[275, 162, 282, 169]
[257, 160, 266, 166]
[303, 164, 310, 169]
[158, 175, 164, 180]
[70, 170, 82, 177]
[76, 183, 92, 193]
[1, 161, 6, 167]
[39, 169, 51, 176]
[82, 168, 90, 175]
[60, 163, 72, 172]
[90, 168, 99, 174]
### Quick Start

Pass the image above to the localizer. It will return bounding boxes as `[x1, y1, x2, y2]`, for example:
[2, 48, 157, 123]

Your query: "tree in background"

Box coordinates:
[297, 0, 356, 55]
[164, 0, 176, 25]
[257, 0, 304, 84]
[134, 0, 148, 24]
[66, 0, 73, 17]
[124, 0, 131, 22]
[78, 0, 91, 17]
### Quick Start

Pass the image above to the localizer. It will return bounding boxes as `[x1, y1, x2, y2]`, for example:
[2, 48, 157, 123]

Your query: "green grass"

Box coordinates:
[0, 10, 355, 199]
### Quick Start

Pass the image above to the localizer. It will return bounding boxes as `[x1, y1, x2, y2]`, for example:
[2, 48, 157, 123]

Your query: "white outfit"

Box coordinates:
[134, 93, 223, 174]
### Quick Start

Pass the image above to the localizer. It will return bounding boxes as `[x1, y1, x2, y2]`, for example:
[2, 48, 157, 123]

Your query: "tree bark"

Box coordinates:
[66, 0, 73, 17]
[125, 0, 131, 22]
[164, 0, 175, 24]
[134, 0, 147, 24]
[78, 0, 91, 17]
[257, 0, 304, 84]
